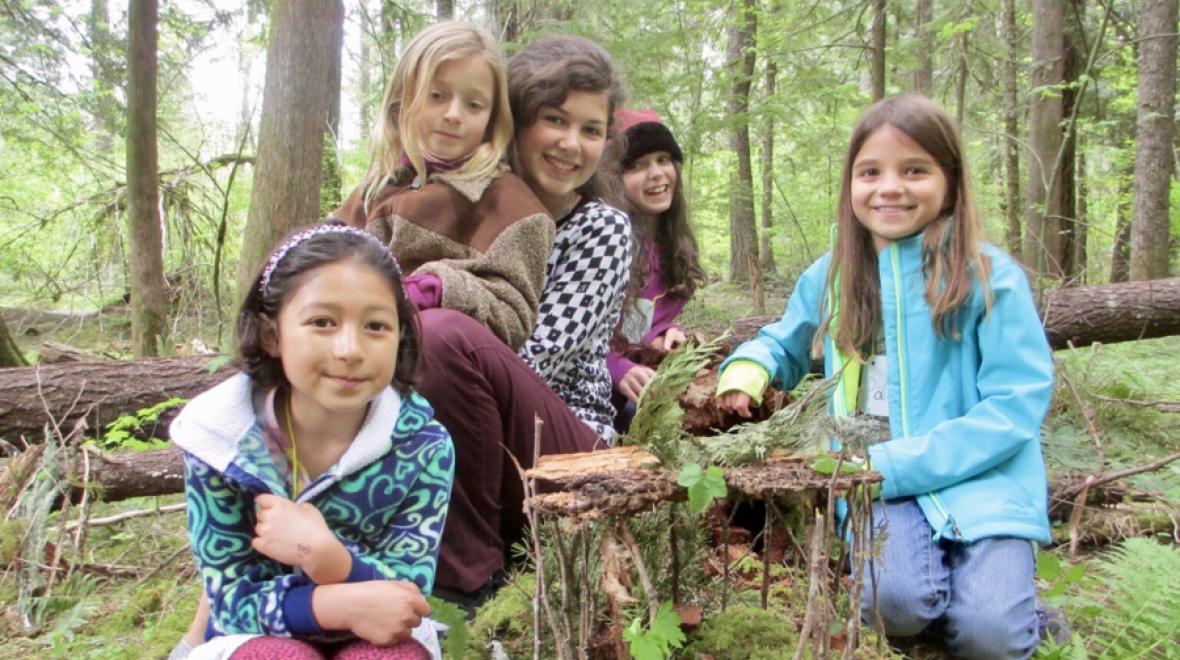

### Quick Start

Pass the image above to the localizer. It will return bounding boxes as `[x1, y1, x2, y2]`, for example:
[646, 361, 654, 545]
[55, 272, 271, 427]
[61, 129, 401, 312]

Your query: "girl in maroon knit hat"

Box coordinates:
[607, 109, 706, 428]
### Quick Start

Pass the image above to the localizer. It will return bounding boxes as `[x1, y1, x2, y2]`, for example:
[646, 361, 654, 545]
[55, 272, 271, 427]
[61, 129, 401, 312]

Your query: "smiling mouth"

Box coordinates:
[873, 205, 915, 213]
[543, 154, 578, 173]
[645, 184, 669, 196]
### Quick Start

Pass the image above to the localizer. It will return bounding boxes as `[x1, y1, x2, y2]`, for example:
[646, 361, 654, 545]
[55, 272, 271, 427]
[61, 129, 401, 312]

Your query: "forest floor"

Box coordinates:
[1, 281, 1178, 658]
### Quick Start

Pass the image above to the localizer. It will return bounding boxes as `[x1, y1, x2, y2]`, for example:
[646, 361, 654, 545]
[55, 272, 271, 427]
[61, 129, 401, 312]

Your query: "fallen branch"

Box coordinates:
[64, 502, 186, 532]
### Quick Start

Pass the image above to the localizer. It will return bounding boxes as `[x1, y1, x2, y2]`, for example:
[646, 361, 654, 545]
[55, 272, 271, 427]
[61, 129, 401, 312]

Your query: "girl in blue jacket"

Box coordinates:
[716, 95, 1056, 659]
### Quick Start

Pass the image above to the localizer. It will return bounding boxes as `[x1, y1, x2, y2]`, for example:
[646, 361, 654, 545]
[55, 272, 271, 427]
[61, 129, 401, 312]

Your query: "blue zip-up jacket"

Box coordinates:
[170, 373, 455, 640]
[722, 233, 1053, 543]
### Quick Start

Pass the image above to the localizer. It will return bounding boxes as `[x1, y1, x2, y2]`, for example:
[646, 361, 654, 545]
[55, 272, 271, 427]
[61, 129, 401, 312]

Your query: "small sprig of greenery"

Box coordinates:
[92, 397, 186, 452]
[623, 335, 726, 467]
[677, 463, 727, 513]
[623, 601, 686, 660]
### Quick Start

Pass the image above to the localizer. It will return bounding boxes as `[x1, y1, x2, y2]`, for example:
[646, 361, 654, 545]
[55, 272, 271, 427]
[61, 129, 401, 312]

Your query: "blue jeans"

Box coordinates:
[859, 499, 1040, 659]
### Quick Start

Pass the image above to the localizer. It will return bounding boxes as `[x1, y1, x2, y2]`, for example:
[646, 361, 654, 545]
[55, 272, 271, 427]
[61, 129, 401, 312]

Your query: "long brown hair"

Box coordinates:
[507, 35, 628, 209]
[818, 94, 991, 361]
[628, 160, 705, 300]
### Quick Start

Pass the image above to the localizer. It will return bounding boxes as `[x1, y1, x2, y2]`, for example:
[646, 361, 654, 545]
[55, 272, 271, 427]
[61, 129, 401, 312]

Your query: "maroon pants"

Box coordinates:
[416, 309, 605, 593]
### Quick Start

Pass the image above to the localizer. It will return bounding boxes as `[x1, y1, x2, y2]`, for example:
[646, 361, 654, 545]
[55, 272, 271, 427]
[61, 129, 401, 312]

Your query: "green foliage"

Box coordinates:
[426, 596, 470, 660]
[677, 463, 727, 514]
[686, 604, 799, 660]
[1079, 539, 1180, 657]
[466, 573, 537, 658]
[93, 397, 186, 452]
[624, 335, 723, 466]
[623, 601, 686, 660]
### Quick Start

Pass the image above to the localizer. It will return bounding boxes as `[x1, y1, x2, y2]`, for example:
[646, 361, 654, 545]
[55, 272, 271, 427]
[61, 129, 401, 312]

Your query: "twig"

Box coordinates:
[1068, 451, 1180, 494]
[65, 502, 186, 531]
[1091, 394, 1180, 413]
[792, 510, 826, 660]
[760, 504, 772, 609]
[1057, 359, 1105, 470]
[68, 438, 94, 577]
[135, 543, 192, 586]
[619, 521, 660, 622]
[669, 504, 681, 605]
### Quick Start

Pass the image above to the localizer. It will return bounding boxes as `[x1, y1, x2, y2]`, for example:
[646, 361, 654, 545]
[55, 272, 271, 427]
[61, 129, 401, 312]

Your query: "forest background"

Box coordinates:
[0, 0, 1178, 658]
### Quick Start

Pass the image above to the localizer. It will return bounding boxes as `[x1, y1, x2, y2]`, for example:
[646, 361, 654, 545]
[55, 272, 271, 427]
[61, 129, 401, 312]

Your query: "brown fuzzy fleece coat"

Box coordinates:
[333, 170, 555, 350]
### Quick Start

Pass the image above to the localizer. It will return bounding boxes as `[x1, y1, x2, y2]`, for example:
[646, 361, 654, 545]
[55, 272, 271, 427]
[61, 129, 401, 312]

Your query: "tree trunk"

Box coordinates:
[88, 0, 120, 151]
[359, 0, 373, 138]
[237, 0, 346, 297]
[1110, 177, 1133, 283]
[0, 318, 27, 368]
[1074, 139, 1087, 283]
[436, 0, 454, 20]
[0, 357, 230, 446]
[1056, 2, 1083, 282]
[912, 0, 933, 96]
[1129, 0, 1177, 280]
[1024, 0, 1066, 279]
[759, 58, 777, 277]
[126, 0, 169, 357]
[726, 0, 758, 284]
[1001, 0, 1022, 256]
[6, 279, 1180, 445]
[870, 0, 886, 101]
[955, 31, 968, 126]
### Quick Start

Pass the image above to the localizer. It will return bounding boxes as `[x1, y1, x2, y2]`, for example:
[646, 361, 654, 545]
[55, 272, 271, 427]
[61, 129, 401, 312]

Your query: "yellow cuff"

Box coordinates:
[716, 360, 771, 406]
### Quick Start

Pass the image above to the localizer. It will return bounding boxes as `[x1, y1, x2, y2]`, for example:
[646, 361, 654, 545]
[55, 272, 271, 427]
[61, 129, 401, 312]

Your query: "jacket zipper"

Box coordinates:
[889, 244, 961, 540]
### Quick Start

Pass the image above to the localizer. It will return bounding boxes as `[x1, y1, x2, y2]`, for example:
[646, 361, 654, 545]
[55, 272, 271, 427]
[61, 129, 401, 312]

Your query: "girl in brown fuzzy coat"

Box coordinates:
[333, 21, 553, 350]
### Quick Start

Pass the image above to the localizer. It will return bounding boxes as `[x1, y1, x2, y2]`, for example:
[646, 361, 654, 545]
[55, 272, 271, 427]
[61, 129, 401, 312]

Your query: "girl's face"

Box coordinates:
[850, 123, 948, 252]
[622, 151, 677, 219]
[514, 90, 610, 215]
[266, 260, 400, 428]
[416, 54, 496, 162]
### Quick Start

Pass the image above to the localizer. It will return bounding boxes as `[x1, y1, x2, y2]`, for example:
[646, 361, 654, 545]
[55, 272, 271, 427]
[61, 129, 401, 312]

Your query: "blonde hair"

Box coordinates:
[362, 21, 513, 208]
[816, 94, 992, 362]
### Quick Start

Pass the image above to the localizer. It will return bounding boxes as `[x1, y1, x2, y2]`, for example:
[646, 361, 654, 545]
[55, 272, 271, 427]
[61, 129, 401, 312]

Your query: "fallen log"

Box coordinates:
[0, 356, 229, 445]
[731, 277, 1180, 350]
[1, 277, 1178, 445]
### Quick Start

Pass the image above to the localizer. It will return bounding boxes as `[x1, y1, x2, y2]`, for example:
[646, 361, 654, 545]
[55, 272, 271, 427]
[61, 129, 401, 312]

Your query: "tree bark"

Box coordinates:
[0, 357, 231, 446]
[955, 31, 968, 126]
[0, 318, 27, 368]
[759, 57, 777, 277]
[436, 0, 454, 20]
[237, 0, 346, 297]
[88, 0, 121, 151]
[126, 0, 169, 357]
[1001, 0, 1022, 257]
[726, 0, 758, 285]
[912, 0, 933, 96]
[1024, 0, 1066, 279]
[870, 0, 886, 101]
[1129, 0, 1177, 280]
[5, 279, 1180, 445]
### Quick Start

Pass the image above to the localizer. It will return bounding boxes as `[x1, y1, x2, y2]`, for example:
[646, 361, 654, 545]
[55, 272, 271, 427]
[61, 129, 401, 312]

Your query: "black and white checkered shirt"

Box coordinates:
[519, 198, 633, 442]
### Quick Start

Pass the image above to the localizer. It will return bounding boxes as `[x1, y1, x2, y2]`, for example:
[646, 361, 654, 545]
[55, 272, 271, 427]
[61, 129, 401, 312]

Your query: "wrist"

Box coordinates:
[303, 535, 351, 585]
[310, 584, 350, 632]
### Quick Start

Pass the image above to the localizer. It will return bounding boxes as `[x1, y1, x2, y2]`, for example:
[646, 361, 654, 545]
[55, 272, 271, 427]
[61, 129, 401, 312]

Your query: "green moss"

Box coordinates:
[686, 604, 798, 660]
[466, 573, 538, 658]
[0, 518, 28, 568]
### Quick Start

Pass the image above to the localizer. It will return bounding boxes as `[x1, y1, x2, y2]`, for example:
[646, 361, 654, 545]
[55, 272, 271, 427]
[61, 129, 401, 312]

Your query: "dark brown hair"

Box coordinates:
[818, 94, 991, 361]
[235, 221, 422, 396]
[624, 158, 706, 302]
[507, 35, 628, 207]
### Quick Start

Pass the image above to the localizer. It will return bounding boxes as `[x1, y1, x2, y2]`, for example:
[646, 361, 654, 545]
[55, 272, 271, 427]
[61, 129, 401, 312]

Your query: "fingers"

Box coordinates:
[718, 392, 754, 418]
[664, 328, 687, 351]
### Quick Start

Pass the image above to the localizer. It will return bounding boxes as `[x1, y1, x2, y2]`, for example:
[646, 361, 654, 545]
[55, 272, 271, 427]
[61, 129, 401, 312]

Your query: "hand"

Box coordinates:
[717, 391, 755, 418]
[314, 580, 431, 646]
[650, 327, 687, 353]
[252, 494, 348, 582]
[619, 365, 656, 403]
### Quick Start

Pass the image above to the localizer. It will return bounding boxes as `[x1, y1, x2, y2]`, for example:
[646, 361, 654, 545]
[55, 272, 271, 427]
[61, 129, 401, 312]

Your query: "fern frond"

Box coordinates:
[1079, 538, 1180, 658]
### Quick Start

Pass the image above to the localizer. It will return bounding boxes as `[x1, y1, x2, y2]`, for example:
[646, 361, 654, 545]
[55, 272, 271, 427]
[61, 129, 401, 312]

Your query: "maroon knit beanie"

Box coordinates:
[615, 108, 684, 169]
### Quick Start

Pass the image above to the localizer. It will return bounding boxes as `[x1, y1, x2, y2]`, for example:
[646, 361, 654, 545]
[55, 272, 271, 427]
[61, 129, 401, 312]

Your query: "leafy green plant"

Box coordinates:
[623, 601, 686, 660]
[93, 397, 186, 451]
[677, 463, 727, 513]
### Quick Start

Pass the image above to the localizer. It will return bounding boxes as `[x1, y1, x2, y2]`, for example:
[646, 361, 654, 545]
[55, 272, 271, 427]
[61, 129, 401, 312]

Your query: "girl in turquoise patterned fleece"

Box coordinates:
[170, 222, 454, 660]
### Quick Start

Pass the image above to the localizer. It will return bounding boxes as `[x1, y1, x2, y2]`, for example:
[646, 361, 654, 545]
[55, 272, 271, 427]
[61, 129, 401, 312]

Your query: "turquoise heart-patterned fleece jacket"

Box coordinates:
[170, 373, 454, 640]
